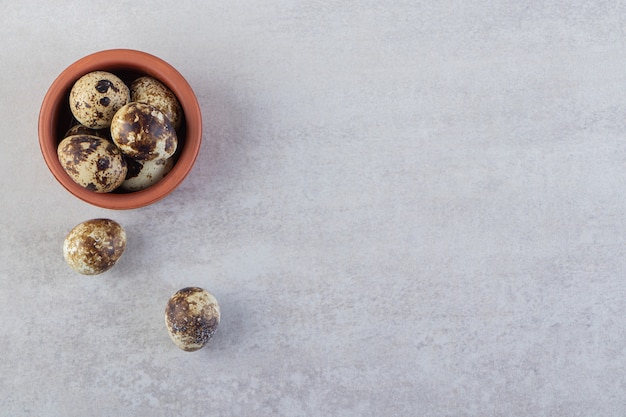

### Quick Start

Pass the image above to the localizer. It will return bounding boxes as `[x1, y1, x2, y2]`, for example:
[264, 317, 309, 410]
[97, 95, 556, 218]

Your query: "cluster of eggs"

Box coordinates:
[57, 71, 183, 193]
[63, 218, 220, 352]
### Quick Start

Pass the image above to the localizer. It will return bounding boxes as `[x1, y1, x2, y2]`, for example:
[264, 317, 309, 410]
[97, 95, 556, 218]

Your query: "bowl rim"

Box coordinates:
[38, 48, 202, 210]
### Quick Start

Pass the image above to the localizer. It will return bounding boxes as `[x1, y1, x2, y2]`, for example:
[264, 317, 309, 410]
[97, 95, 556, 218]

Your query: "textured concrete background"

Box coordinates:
[1, 1, 626, 416]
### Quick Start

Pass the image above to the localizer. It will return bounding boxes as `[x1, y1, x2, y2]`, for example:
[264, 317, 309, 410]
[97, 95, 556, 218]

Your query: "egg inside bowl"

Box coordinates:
[39, 49, 202, 210]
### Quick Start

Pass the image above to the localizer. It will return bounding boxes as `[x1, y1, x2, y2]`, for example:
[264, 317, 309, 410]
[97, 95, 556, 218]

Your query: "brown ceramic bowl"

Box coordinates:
[39, 49, 202, 209]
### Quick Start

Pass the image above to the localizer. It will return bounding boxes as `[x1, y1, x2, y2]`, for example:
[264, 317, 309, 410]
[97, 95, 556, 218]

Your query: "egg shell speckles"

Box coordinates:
[120, 157, 174, 192]
[69, 71, 130, 129]
[165, 287, 220, 352]
[57, 135, 127, 193]
[63, 219, 126, 275]
[131, 76, 183, 130]
[110, 102, 178, 161]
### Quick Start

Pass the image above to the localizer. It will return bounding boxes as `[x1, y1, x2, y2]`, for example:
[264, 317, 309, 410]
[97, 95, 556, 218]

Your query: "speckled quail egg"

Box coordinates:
[63, 219, 126, 275]
[120, 156, 174, 192]
[69, 71, 130, 129]
[131, 76, 183, 130]
[57, 135, 127, 193]
[110, 102, 178, 161]
[165, 287, 220, 352]
[65, 124, 106, 138]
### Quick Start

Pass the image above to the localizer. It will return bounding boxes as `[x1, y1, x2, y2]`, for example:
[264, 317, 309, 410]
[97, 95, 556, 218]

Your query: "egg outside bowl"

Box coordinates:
[39, 49, 202, 210]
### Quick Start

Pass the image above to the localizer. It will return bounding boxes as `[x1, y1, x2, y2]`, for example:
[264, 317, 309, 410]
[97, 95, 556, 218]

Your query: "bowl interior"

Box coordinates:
[39, 49, 202, 209]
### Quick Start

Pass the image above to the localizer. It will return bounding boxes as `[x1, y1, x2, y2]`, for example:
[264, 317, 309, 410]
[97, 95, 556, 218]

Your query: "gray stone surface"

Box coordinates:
[2, 1, 626, 415]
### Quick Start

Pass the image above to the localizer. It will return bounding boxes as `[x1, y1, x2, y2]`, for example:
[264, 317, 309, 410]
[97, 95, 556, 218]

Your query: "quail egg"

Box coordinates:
[57, 135, 127, 193]
[131, 76, 183, 130]
[165, 287, 220, 352]
[63, 219, 126, 275]
[120, 157, 174, 192]
[69, 71, 130, 129]
[65, 124, 106, 138]
[110, 102, 178, 161]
